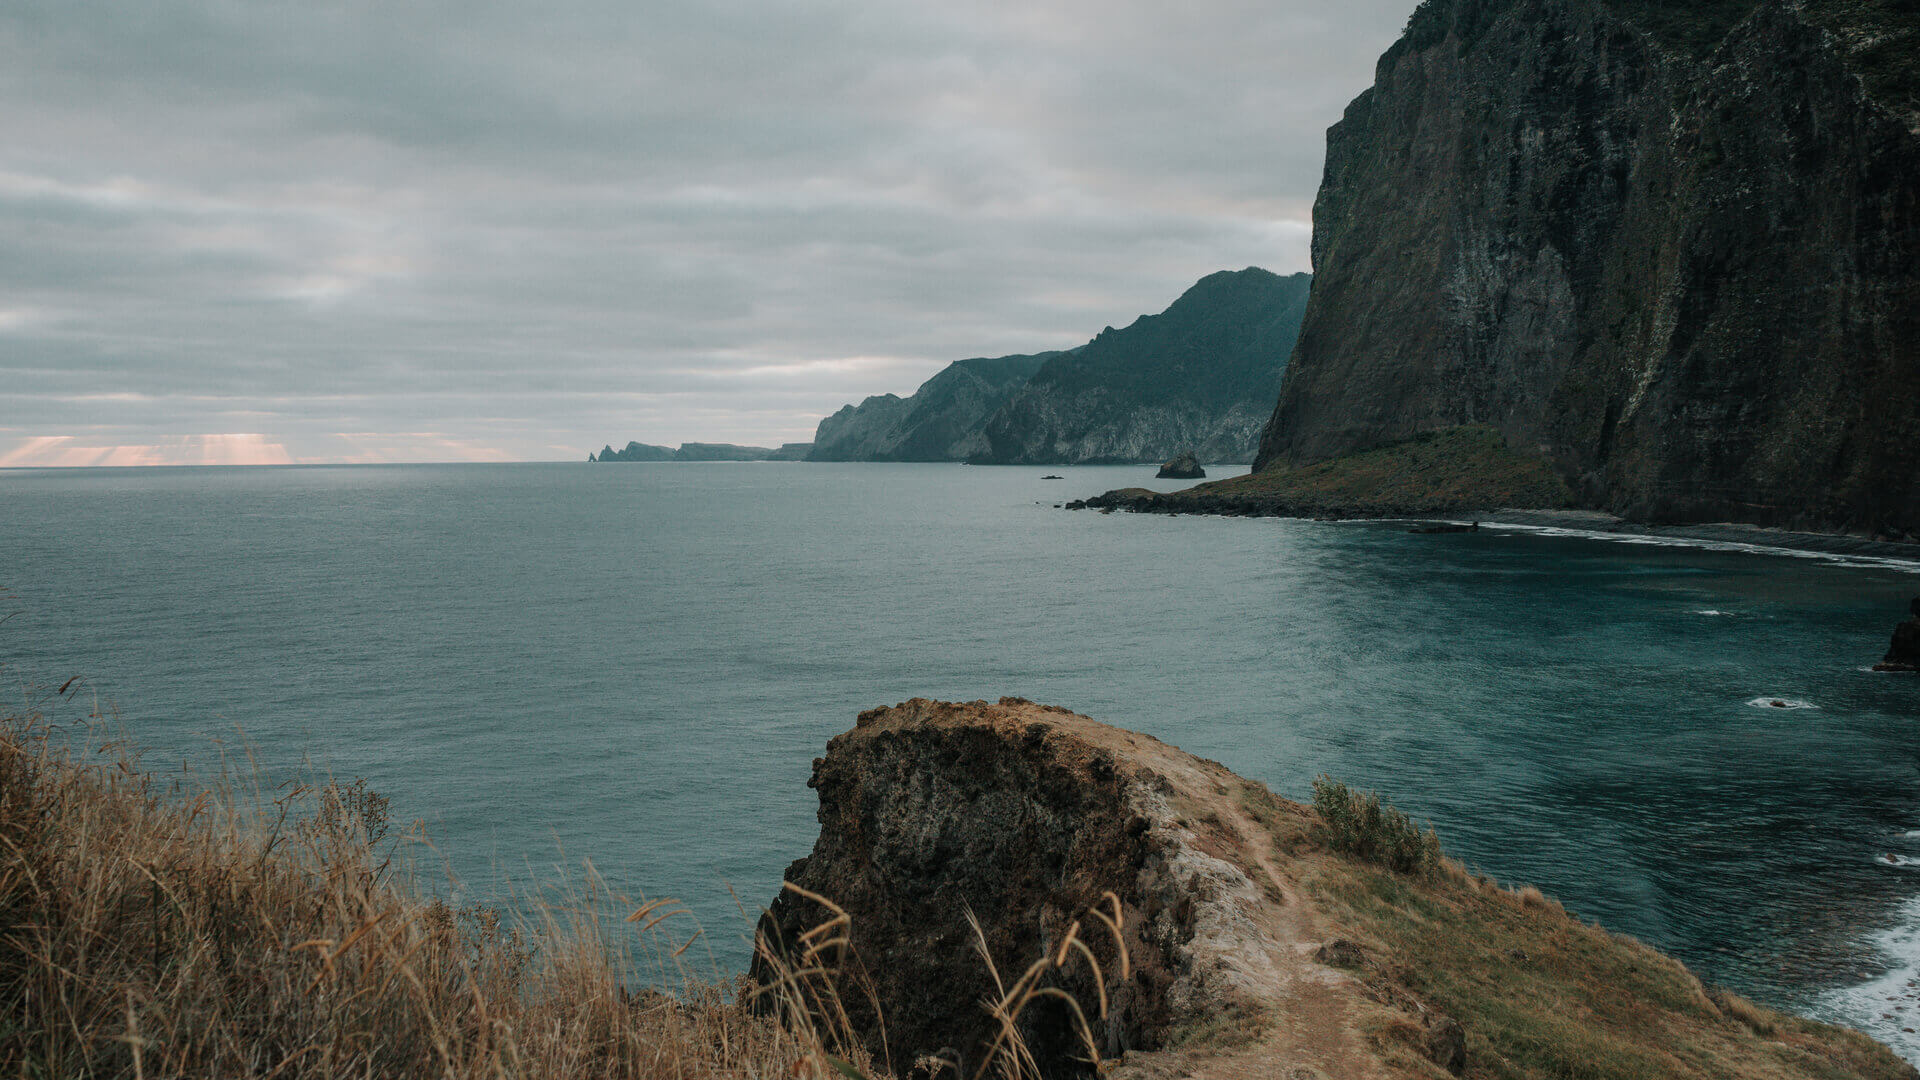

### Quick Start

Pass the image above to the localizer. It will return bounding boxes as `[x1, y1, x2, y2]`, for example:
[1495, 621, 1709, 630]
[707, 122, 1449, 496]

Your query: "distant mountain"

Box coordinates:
[591, 441, 812, 462]
[805, 267, 1311, 465]
[807, 353, 1056, 462]
[593, 441, 676, 462]
[973, 268, 1312, 464]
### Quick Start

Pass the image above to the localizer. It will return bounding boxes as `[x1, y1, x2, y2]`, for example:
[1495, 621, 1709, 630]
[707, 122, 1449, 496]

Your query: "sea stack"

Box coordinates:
[1156, 452, 1205, 480]
[1874, 597, 1920, 672]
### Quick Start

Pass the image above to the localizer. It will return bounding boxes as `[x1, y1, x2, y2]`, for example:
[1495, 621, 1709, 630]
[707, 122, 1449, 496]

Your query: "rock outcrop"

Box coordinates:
[1874, 597, 1920, 671]
[1254, 0, 1920, 536]
[754, 698, 1914, 1080]
[976, 269, 1311, 466]
[807, 354, 1054, 462]
[1155, 452, 1205, 480]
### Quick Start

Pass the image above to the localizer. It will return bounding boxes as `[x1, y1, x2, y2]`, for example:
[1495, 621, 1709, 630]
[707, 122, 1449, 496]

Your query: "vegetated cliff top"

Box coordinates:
[759, 698, 1913, 1080]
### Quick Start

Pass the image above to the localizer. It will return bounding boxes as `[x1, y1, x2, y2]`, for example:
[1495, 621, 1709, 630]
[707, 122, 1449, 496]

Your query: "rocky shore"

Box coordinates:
[754, 698, 1914, 1080]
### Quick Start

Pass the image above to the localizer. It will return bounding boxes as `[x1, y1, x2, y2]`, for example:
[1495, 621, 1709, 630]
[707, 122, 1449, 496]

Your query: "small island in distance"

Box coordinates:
[590, 441, 813, 462]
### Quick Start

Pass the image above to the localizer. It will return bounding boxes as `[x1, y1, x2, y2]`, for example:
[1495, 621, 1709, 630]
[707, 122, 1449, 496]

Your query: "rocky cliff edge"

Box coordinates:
[755, 698, 1912, 1080]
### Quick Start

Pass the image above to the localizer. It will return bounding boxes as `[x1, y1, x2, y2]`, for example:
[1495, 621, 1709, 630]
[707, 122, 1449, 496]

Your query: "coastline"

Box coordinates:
[1070, 489, 1920, 566]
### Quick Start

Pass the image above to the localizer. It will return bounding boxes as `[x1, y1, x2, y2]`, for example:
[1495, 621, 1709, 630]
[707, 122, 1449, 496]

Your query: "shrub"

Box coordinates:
[1310, 776, 1442, 875]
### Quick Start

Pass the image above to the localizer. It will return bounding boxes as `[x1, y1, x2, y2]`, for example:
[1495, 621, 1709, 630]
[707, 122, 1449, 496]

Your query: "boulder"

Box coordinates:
[1155, 452, 1205, 480]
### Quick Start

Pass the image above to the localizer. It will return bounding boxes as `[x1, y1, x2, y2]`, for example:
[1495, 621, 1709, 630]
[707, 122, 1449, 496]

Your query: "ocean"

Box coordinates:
[3, 461, 1918, 1058]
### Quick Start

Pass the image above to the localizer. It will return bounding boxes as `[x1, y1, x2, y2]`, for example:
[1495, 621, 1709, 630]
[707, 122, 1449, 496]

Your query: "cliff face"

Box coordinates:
[806, 354, 1053, 462]
[976, 269, 1312, 465]
[754, 699, 1913, 1080]
[1255, 0, 1920, 534]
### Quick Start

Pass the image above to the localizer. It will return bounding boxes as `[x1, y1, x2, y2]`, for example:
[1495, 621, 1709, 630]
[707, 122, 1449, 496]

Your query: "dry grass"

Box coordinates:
[0, 675, 1122, 1080]
[1304, 846, 1916, 1079]
[0, 679, 816, 1079]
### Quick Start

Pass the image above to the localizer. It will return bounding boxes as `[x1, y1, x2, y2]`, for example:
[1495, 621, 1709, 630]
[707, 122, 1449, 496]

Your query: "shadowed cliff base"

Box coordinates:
[755, 697, 1914, 1080]
[1073, 425, 1574, 519]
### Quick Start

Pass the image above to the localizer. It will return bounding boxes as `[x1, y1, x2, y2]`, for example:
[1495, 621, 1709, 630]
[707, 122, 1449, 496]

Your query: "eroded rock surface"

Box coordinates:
[755, 699, 1918, 1080]
[754, 699, 1428, 1080]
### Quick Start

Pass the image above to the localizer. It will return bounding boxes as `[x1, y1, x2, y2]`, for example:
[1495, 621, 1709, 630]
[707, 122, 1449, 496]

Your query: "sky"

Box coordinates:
[1, 0, 1413, 466]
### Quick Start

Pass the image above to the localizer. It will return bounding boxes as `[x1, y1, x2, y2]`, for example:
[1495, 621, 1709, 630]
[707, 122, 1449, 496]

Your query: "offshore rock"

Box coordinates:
[1255, 0, 1920, 535]
[1155, 452, 1205, 480]
[1874, 597, 1920, 672]
[751, 699, 1912, 1079]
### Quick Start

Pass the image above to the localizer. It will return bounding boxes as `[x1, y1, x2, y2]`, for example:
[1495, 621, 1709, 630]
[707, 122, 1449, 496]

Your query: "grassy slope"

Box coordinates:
[1133, 424, 1575, 515]
[1237, 781, 1914, 1080]
[6, 678, 1910, 1080]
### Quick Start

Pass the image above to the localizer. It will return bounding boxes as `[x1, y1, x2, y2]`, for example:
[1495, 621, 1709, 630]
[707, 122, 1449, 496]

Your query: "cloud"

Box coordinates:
[0, 0, 1413, 463]
[0, 433, 295, 467]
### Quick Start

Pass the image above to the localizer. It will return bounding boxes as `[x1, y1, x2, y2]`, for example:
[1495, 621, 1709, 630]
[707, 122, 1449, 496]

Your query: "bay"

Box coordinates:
[3, 461, 1917, 1056]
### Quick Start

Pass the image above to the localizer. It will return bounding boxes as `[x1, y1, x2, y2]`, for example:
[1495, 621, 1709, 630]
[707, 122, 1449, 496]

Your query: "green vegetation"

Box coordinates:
[1311, 775, 1443, 875]
[1193, 424, 1575, 514]
[1309, 856, 1913, 1080]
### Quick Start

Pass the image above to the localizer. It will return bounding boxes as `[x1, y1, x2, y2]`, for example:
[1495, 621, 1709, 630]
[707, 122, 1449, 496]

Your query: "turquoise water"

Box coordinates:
[4, 462, 1918, 1055]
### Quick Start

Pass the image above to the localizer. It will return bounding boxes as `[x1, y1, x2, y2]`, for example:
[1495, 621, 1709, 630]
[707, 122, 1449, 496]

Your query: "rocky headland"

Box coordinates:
[804, 268, 1311, 467]
[1243, 0, 1919, 538]
[591, 441, 812, 462]
[755, 697, 1912, 1080]
[807, 354, 1056, 462]
[970, 269, 1311, 466]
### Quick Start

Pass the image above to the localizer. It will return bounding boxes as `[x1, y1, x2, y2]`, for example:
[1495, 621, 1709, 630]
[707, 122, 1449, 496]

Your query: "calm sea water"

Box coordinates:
[4, 462, 1919, 1056]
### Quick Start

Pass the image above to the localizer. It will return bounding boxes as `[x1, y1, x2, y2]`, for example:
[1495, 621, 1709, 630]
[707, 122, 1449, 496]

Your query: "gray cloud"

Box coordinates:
[0, 0, 1411, 463]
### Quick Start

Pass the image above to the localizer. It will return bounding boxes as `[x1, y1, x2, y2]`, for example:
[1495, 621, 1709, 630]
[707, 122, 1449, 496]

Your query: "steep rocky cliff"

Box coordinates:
[755, 698, 1912, 1080]
[806, 354, 1054, 462]
[976, 269, 1312, 465]
[1254, 0, 1920, 535]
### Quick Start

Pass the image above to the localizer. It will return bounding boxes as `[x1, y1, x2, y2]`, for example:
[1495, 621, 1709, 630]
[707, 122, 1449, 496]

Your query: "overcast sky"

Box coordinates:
[1, 0, 1411, 465]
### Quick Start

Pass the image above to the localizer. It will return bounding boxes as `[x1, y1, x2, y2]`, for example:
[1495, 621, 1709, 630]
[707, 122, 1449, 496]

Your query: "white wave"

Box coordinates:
[1816, 895, 1920, 1066]
[1693, 609, 1733, 616]
[1485, 522, 1920, 572]
[1747, 697, 1817, 710]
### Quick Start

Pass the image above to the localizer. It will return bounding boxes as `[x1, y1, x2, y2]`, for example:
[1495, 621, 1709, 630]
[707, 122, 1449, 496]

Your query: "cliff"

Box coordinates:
[806, 354, 1055, 462]
[975, 269, 1312, 465]
[1254, 0, 1920, 536]
[756, 698, 1912, 1080]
